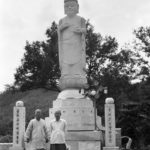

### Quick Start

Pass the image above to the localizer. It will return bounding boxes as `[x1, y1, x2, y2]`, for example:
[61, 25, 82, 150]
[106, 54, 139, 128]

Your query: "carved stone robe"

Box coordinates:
[58, 15, 87, 90]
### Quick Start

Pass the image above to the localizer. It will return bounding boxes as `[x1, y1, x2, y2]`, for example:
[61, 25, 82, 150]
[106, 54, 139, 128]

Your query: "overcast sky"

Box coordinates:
[0, 0, 150, 92]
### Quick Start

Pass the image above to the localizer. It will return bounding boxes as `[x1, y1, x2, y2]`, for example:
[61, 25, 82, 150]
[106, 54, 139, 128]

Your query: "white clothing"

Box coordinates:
[49, 119, 67, 144]
[25, 118, 49, 150]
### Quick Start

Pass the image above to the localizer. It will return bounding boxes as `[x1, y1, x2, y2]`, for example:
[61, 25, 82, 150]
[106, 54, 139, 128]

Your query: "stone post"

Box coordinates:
[103, 98, 119, 150]
[9, 101, 25, 150]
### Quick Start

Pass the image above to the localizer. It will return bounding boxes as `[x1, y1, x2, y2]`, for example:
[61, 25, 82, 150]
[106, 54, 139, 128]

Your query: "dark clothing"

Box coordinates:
[50, 143, 66, 150]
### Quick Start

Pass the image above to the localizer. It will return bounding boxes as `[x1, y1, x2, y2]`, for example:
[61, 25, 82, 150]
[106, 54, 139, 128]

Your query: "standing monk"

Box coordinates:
[49, 110, 67, 150]
[58, 0, 87, 90]
[25, 109, 49, 150]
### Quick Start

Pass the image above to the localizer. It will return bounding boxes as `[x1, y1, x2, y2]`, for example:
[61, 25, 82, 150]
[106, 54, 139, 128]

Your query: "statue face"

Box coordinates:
[64, 1, 79, 16]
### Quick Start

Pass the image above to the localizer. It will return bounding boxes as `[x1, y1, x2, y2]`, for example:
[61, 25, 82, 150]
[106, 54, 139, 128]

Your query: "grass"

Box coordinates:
[0, 88, 58, 141]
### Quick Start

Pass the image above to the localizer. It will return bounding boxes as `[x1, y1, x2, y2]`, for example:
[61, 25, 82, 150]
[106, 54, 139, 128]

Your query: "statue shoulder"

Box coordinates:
[59, 16, 67, 25]
[76, 15, 86, 26]
[81, 17, 86, 25]
[76, 15, 86, 21]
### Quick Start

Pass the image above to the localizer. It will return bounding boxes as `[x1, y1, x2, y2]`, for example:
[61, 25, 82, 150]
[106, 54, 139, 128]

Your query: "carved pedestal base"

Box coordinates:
[48, 89, 100, 130]
[59, 76, 87, 90]
[66, 131, 102, 150]
[103, 147, 119, 150]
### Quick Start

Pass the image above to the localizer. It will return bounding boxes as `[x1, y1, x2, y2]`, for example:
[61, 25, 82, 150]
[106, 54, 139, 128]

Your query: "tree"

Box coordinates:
[15, 21, 123, 92]
[117, 102, 150, 149]
[134, 26, 150, 56]
[14, 22, 60, 91]
[132, 27, 150, 81]
[116, 26, 150, 149]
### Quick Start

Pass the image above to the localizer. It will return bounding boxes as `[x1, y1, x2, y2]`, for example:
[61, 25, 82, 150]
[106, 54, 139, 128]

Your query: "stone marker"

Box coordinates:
[103, 98, 119, 150]
[9, 101, 25, 150]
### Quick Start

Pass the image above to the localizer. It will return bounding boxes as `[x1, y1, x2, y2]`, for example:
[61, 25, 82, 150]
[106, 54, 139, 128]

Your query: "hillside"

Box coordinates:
[0, 88, 58, 138]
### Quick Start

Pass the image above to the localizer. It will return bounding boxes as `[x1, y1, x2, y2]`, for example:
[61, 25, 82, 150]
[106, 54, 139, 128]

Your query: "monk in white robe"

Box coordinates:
[49, 110, 67, 150]
[25, 109, 49, 150]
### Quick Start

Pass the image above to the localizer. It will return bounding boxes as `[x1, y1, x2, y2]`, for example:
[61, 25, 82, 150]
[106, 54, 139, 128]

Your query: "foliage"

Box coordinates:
[117, 102, 150, 149]
[127, 26, 150, 81]
[0, 89, 58, 141]
[134, 26, 150, 56]
[116, 26, 150, 149]
[85, 25, 150, 149]
[14, 22, 59, 91]
[14, 21, 132, 93]
[0, 135, 12, 143]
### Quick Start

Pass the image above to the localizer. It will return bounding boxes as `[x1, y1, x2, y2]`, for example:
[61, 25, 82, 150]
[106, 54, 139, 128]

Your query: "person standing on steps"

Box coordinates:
[49, 110, 67, 150]
[25, 109, 49, 150]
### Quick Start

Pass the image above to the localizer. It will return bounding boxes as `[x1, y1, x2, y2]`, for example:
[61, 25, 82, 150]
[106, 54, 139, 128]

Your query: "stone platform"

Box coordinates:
[66, 131, 103, 150]
[103, 147, 119, 150]
[48, 89, 99, 131]
[46, 89, 103, 150]
[0, 143, 12, 150]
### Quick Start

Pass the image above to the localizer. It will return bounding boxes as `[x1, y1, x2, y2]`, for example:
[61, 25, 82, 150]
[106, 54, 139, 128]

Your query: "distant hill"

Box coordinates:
[0, 88, 58, 138]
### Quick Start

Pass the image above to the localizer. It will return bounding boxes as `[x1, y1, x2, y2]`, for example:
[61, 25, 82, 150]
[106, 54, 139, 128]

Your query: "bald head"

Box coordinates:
[35, 109, 42, 121]
[55, 110, 61, 121]
[35, 109, 41, 114]
[64, 0, 78, 3]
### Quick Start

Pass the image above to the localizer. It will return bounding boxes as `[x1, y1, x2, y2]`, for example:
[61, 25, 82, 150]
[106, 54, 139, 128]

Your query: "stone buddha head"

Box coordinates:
[64, 0, 79, 16]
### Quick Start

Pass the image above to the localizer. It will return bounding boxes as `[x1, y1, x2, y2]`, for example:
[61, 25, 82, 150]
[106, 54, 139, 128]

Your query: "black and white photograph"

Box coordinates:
[0, 0, 150, 150]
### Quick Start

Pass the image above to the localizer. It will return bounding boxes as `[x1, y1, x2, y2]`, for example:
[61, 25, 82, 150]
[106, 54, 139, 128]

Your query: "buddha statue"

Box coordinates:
[58, 0, 87, 90]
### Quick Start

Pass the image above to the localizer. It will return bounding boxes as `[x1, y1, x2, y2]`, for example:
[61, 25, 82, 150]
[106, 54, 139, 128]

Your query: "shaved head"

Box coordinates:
[35, 109, 41, 115]
[35, 109, 42, 121]
[54, 110, 61, 121]
[55, 110, 61, 115]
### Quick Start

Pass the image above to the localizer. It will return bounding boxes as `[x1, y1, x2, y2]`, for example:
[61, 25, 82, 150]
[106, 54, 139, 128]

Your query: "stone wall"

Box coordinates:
[0, 143, 12, 150]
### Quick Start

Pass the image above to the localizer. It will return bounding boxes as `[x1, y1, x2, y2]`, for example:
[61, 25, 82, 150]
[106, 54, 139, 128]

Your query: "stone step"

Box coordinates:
[0, 143, 12, 150]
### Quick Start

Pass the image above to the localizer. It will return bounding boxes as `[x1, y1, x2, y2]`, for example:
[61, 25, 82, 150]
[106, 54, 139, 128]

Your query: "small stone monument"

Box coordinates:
[103, 98, 119, 150]
[9, 101, 25, 150]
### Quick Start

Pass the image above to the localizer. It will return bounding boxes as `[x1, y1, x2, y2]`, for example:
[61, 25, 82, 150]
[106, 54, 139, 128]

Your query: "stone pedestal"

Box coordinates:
[103, 147, 119, 150]
[9, 101, 25, 150]
[66, 131, 102, 150]
[0, 143, 12, 150]
[9, 145, 24, 150]
[47, 89, 102, 150]
[49, 98, 95, 130]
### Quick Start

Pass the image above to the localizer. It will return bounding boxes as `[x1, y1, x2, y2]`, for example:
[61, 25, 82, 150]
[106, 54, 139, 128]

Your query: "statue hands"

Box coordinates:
[59, 22, 70, 31]
[72, 26, 82, 34]
[72, 27, 86, 34]
[59, 23, 86, 34]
